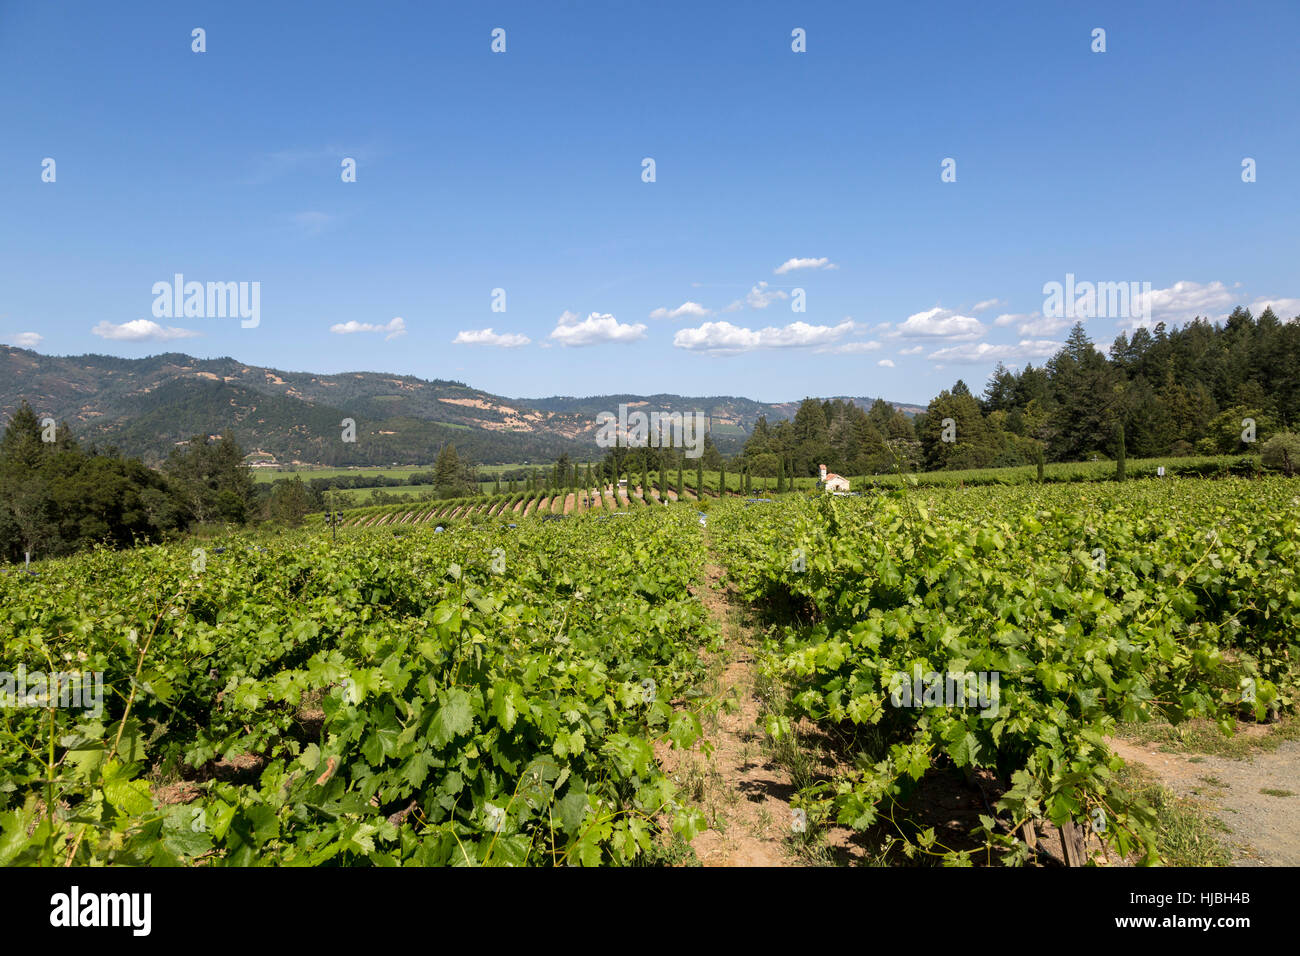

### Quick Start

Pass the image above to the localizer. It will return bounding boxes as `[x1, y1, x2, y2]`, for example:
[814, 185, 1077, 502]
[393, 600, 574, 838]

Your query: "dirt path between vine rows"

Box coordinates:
[657, 558, 798, 866]
[1108, 735, 1300, 866]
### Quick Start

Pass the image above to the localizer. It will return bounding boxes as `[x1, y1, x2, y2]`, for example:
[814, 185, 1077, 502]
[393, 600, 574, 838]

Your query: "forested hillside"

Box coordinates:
[733, 310, 1300, 477]
[0, 347, 914, 466]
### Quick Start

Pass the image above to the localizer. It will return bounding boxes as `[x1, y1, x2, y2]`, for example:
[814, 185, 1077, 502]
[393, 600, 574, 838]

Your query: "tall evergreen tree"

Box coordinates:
[268, 476, 312, 526]
[433, 443, 462, 498]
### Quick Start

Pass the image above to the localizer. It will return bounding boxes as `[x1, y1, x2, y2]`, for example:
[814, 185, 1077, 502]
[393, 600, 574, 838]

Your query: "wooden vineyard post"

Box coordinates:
[1021, 820, 1037, 852]
[1059, 821, 1087, 867]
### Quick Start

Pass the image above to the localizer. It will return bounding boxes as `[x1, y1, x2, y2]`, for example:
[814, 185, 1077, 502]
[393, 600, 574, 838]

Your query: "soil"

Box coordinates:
[663, 552, 867, 866]
[1108, 735, 1300, 866]
[657, 561, 795, 865]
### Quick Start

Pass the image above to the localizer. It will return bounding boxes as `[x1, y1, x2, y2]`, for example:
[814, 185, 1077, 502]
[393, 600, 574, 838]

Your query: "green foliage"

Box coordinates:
[433, 443, 465, 498]
[165, 432, 256, 524]
[267, 477, 313, 527]
[1261, 432, 1300, 476]
[710, 479, 1300, 864]
[742, 399, 919, 481]
[855, 454, 1257, 489]
[0, 509, 716, 865]
[0, 402, 190, 562]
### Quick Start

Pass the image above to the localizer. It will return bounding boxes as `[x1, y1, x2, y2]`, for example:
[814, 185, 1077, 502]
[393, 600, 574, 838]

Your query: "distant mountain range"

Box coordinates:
[0, 346, 925, 466]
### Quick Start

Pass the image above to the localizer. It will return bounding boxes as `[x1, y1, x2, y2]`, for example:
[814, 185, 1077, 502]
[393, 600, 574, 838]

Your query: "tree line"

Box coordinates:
[1, 401, 268, 563]
[740, 309, 1300, 477]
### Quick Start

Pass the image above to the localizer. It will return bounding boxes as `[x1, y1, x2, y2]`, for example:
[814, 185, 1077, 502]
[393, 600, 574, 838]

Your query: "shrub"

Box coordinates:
[1261, 432, 1300, 476]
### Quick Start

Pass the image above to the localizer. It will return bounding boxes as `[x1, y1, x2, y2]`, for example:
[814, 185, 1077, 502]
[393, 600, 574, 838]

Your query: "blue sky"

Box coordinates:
[2, 0, 1298, 405]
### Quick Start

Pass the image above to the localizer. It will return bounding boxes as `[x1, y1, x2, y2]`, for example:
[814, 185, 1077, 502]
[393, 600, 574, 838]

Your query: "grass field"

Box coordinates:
[852, 453, 1257, 487]
[251, 464, 434, 484]
[261, 454, 1260, 501]
[476, 453, 1259, 495]
[326, 484, 440, 504]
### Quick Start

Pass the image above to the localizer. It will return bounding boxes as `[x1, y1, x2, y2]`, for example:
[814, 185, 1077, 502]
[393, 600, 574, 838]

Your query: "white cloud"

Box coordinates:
[673, 322, 757, 353]
[549, 310, 646, 346]
[821, 339, 881, 354]
[898, 345, 924, 355]
[926, 339, 1061, 364]
[877, 359, 895, 368]
[649, 301, 711, 320]
[1012, 315, 1070, 336]
[92, 319, 200, 342]
[1250, 297, 1300, 319]
[674, 319, 856, 354]
[4, 332, 43, 348]
[1117, 282, 1300, 328]
[992, 313, 1024, 327]
[745, 281, 789, 309]
[972, 299, 1002, 313]
[452, 328, 531, 348]
[774, 257, 837, 275]
[893, 307, 985, 340]
[330, 317, 406, 341]
[1126, 280, 1234, 328]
